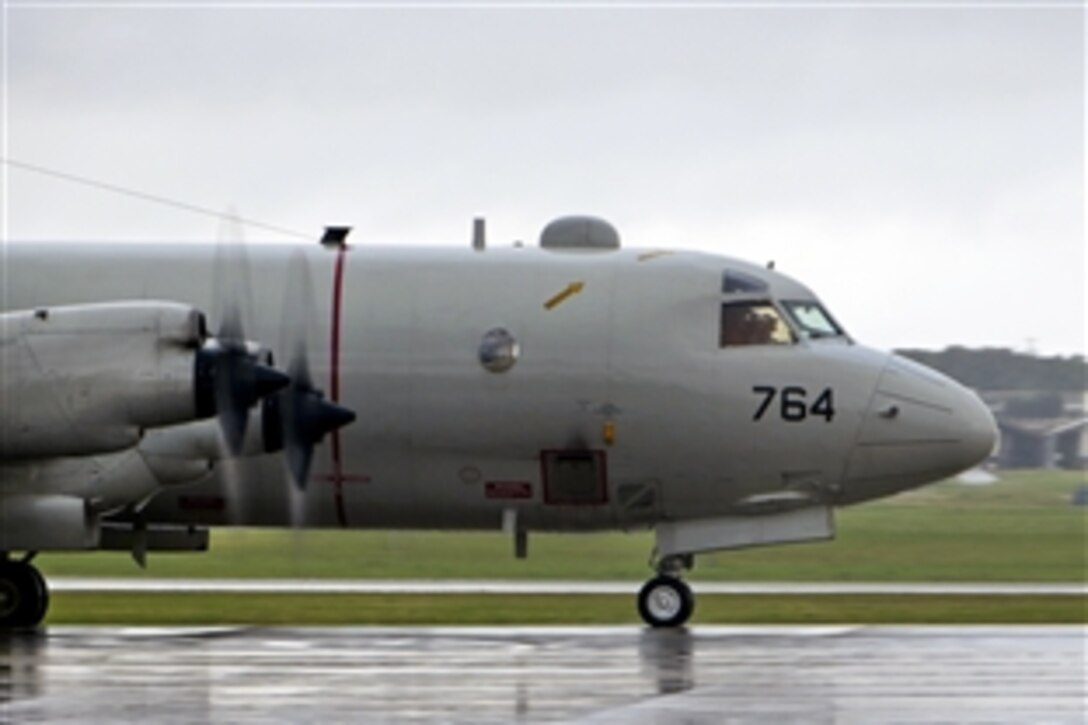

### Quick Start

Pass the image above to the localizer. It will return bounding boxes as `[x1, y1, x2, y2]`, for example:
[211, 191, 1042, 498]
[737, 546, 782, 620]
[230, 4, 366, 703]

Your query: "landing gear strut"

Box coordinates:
[637, 554, 694, 628]
[0, 555, 49, 629]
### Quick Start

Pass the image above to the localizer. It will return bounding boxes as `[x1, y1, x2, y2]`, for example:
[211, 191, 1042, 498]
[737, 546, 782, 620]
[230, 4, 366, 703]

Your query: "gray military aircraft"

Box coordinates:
[0, 216, 997, 629]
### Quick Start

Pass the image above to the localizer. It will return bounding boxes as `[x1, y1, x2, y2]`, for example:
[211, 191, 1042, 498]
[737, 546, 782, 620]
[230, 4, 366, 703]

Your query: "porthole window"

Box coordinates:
[479, 327, 519, 373]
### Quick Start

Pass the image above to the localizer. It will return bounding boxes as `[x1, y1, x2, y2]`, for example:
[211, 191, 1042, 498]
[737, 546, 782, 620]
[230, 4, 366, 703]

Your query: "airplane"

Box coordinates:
[0, 215, 998, 629]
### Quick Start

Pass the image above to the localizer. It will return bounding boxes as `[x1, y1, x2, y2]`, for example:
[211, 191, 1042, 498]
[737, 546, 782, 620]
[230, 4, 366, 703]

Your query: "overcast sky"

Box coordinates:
[2, 2, 1084, 356]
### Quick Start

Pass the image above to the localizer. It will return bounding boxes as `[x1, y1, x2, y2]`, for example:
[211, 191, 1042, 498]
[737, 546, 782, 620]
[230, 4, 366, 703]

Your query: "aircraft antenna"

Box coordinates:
[1, 156, 312, 241]
[472, 216, 486, 251]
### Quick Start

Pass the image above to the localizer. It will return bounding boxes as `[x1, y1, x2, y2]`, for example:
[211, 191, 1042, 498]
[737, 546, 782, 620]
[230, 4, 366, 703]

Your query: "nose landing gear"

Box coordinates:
[0, 555, 49, 630]
[637, 554, 694, 628]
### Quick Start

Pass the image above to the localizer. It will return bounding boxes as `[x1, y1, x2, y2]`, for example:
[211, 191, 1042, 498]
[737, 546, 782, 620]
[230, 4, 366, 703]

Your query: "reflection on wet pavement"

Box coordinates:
[1, 626, 1084, 723]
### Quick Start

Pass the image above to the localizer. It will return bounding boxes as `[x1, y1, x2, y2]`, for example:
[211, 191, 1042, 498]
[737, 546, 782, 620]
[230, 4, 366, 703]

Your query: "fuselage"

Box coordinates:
[1, 240, 997, 532]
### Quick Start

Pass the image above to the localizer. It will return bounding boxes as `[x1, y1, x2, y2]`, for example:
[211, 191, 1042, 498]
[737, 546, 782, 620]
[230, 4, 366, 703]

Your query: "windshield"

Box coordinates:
[722, 270, 769, 294]
[781, 301, 845, 340]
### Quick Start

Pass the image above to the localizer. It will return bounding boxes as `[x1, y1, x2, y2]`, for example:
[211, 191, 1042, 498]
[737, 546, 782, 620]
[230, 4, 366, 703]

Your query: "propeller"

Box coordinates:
[264, 341, 356, 490]
[261, 249, 356, 491]
[195, 207, 290, 455]
[194, 327, 289, 455]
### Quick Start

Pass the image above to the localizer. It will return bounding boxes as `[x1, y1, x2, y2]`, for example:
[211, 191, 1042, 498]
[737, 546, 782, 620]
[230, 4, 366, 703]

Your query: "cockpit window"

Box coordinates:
[720, 302, 795, 347]
[781, 301, 844, 340]
[722, 270, 769, 294]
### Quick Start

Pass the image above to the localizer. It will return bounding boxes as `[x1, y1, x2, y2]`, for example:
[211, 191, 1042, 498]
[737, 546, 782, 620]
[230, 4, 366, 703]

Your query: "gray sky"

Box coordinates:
[2, 2, 1084, 356]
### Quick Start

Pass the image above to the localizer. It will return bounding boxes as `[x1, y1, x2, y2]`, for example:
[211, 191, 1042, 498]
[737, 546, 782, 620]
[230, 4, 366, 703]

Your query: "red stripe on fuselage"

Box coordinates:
[329, 246, 349, 527]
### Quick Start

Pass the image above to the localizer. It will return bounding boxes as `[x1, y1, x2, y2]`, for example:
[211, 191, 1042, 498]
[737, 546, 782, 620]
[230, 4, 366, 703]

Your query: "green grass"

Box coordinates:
[34, 470, 1086, 625]
[46, 593, 1087, 626]
[38, 470, 1087, 583]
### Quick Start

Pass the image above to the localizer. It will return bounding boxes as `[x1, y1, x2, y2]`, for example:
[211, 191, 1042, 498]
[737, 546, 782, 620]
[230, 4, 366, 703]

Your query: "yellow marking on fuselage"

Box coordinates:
[544, 281, 586, 310]
[602, 420, 616, 446]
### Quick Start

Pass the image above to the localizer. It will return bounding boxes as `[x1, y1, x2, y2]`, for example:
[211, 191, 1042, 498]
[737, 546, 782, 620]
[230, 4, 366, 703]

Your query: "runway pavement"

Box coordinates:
[2, 625, 1084, 723]
[47, 577, 1088, 596]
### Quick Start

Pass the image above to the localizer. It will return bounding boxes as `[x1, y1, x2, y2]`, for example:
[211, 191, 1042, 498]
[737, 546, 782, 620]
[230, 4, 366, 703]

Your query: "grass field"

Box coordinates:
[39, 470, 1088, 582]
[46, 593, 1085, 626]
[37, 470, 1087, 624]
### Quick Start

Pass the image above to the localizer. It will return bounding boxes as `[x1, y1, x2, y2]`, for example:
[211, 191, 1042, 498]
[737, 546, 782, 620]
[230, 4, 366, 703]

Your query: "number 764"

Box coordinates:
[752, 386, 835, 422]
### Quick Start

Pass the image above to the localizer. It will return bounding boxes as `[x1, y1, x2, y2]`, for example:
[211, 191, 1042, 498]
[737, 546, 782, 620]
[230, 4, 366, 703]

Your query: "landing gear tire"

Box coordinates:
[638, 575, 694, 628]
[0, 560, 49, 630]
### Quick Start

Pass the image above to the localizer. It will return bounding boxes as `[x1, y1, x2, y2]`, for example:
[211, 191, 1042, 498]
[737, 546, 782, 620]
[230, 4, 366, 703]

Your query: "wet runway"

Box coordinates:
[2, 626, 1085, 723]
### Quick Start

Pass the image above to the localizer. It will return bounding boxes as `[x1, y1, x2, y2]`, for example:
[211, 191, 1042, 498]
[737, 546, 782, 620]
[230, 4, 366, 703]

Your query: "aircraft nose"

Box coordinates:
[843, 353, 998, 502]
[956, 386, 1001, 467]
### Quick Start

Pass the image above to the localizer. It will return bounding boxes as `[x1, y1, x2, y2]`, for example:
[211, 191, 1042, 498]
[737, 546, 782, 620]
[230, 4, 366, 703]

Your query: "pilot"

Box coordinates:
[720, 303, 788, 346]
[749, 311, 778, 344]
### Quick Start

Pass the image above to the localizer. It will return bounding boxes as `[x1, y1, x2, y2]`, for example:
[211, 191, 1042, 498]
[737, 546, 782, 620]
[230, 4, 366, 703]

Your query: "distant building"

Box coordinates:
[895, 348, 1086, 470]
[984, 392, 1087, 470]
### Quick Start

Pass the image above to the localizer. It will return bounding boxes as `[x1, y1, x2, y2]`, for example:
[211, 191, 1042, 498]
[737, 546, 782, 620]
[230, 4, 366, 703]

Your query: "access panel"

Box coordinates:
[540, 450, 608, 506]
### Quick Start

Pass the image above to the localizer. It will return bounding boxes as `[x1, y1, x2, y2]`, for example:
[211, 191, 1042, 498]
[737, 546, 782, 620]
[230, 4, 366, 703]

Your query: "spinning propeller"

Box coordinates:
[262, 249, 356, 491]
[194, 308, 289, 455]
[196, 210, 289, 454]
[201, 212, 355, 490]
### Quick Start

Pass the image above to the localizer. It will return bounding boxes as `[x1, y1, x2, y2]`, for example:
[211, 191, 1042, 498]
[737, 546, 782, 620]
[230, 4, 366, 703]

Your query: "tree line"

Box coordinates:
[896, 347, 1087, 392]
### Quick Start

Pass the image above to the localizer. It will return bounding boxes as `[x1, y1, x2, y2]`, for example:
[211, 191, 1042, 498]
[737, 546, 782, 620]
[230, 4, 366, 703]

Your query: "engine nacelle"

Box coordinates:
[0, 301, 208, 459]
[0, 495, 99, 551]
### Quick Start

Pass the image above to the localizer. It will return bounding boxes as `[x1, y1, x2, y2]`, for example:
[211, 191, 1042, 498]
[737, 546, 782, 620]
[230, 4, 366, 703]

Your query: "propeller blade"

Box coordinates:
[264, 249, 357, 491]
[212, 205, 253, 345]
[200, 208, 290, 455]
